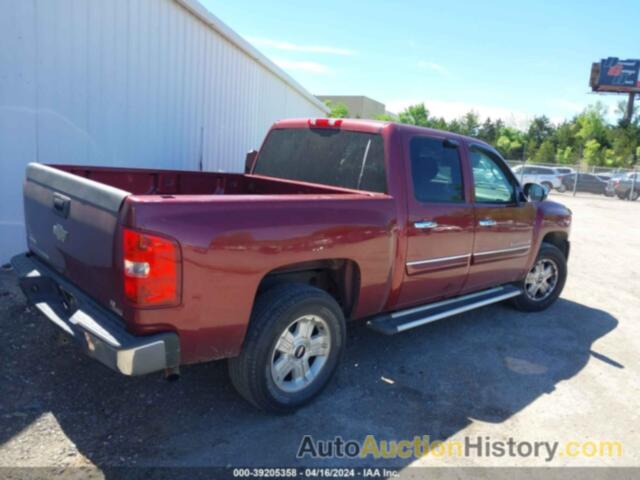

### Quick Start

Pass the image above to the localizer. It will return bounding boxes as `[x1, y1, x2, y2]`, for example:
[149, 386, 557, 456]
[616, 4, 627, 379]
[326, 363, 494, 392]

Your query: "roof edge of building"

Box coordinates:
[175, 0, 329, 114]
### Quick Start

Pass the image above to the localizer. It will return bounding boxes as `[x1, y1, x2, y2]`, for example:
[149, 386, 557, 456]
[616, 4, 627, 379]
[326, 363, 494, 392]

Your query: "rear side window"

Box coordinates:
[410, 137, 464, 203]
[254, 128, 387, 193]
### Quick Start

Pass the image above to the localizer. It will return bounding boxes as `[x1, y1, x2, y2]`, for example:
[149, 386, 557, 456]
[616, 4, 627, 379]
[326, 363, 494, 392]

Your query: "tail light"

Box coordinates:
[122, 228, 181, 307]
[308, 118, 342, 128]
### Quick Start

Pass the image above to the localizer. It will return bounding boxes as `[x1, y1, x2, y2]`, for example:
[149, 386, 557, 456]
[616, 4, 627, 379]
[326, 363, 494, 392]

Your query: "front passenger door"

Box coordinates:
[463, 145, 536, 293]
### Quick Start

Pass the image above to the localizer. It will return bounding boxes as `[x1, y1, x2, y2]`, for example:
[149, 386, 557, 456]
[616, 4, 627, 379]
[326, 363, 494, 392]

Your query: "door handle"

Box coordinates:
[414, 220, 438, 229]
[478, 218, 497, 227]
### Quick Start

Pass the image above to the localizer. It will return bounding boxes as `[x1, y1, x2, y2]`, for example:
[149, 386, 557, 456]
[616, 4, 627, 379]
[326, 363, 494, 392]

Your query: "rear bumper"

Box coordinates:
[11, 253, 180, 376]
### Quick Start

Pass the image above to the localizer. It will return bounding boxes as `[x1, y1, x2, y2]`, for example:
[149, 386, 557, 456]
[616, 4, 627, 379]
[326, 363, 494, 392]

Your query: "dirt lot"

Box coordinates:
[1, 193, 639, 475]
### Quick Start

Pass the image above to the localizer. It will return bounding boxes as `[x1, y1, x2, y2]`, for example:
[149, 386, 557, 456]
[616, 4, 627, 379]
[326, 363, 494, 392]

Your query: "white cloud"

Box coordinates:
[385, 98, 533, 129]
[249, 37, 356, 56]
[272, 58, 334, 75]
[417, 61, 450, 76]
[550, 99, 585, 114]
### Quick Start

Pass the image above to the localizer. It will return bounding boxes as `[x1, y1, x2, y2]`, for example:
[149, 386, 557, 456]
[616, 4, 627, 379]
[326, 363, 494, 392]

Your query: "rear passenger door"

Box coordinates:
[397, 135, 474, 308]
[464, 145, 536, 293]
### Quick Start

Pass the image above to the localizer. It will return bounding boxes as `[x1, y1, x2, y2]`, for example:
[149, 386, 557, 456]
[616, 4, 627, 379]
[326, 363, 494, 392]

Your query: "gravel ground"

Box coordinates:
[0, 193, 639, 475]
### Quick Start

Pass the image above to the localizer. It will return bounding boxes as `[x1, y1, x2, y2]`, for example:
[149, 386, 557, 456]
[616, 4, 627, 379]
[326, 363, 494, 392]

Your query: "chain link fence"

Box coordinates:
[505, 160, 639, 201]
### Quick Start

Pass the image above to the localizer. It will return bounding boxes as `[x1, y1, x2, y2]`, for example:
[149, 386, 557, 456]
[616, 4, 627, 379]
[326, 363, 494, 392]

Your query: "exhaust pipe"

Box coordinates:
[164, 366, 180, 381]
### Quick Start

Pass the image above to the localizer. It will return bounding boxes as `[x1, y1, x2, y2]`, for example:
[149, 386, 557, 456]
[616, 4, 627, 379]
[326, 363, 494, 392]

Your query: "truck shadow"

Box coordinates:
[0, 282, 620, 472]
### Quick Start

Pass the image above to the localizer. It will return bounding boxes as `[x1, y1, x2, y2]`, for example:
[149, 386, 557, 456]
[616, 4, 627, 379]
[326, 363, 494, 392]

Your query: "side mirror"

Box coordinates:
[245, 150, 258, 174]
[524, 182, 548, 202]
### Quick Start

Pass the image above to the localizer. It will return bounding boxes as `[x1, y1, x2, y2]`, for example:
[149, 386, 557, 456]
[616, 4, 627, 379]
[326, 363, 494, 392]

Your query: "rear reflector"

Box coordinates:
[123, 228, 181, 307]
[308, 118, 343, 128]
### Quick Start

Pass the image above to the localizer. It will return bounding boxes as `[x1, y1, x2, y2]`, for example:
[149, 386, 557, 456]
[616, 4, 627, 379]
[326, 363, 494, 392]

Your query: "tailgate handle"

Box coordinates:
[52, 192, 71, 218]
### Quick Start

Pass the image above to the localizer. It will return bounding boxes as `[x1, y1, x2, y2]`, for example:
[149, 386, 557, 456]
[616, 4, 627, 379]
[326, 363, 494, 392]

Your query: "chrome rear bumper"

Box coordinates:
[11, 253, 180, 376]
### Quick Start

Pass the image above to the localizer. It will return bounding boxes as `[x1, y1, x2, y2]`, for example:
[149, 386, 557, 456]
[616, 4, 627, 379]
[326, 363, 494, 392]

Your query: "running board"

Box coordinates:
[366, 285, 522, 335]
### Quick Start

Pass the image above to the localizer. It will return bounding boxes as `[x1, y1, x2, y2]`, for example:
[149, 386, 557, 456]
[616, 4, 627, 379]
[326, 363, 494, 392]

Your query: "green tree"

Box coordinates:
[556, 146, 575, 165]
[460, 111, 480, 137]
[398, 103, 431, 126]
[576, 103, 608, 145]
[533, 139, 556, 164]
[381, 101, 636, 168]
[324, 100, 349, 118]
[527, 115, 555, 146]
[478, 118, 499, 144]
[496, 127, 524, 159]
[583, 139, 604, 166]
[375, 113, 396, 121]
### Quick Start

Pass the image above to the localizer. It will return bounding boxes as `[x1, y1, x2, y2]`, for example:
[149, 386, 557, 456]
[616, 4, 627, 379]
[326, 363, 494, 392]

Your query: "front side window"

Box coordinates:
[471, 148, 516, 203]
[409, 137, 464, 203]
[255, 128, 387, 193]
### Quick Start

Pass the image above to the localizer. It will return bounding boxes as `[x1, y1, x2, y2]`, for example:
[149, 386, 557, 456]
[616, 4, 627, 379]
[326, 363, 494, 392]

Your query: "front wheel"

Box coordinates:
[556, 184, 567, 193]
[228, 284, 345, 412]
[511, 243, 567, 312]
[628, 190, 639, 201]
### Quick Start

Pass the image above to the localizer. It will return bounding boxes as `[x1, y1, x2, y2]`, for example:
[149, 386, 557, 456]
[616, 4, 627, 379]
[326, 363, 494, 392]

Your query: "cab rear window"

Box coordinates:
[254, 128, 387, 193]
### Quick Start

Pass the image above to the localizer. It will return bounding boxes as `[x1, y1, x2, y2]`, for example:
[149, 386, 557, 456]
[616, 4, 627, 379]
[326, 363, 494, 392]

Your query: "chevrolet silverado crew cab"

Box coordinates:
[12, 118, 571, 412]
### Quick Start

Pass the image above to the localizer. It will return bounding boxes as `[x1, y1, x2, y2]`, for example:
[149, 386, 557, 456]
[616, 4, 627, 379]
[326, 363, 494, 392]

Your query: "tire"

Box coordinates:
[228, 283, 346, 412]
[628, 190, 639, 201]
[541, 182, 553, 192]
[511, 243, 567, 312]
[556, 184, 567, 193]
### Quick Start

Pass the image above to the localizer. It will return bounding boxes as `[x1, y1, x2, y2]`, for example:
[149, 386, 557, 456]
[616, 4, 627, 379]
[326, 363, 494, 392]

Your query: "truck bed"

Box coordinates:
[53, 164, 364, 196]
[23, 163, 396, 362]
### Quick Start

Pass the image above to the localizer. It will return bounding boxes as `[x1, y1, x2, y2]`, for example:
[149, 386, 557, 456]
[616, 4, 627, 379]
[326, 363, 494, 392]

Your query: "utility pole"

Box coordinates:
[624, 92, 636, 124]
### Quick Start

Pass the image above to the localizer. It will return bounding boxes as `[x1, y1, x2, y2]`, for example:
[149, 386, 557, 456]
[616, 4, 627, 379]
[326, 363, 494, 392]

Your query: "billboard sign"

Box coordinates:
[591, 57, 640, 93]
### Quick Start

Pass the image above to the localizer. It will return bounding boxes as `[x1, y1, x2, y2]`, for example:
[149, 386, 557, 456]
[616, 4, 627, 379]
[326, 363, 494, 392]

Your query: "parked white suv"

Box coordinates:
[512, 165, 566, 192]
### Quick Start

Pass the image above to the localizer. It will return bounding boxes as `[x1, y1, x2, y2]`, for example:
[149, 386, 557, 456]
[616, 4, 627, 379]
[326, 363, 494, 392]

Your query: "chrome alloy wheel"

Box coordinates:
[270, 315, 331, 393]
[525, 258, 559, 301]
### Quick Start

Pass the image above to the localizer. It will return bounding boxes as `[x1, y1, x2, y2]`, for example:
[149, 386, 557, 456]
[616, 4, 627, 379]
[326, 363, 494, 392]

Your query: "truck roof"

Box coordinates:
[272, 118, 494, 150]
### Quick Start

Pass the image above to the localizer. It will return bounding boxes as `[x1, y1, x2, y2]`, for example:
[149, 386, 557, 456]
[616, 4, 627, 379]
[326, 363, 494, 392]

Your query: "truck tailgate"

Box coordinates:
[23, 163, 130, 310]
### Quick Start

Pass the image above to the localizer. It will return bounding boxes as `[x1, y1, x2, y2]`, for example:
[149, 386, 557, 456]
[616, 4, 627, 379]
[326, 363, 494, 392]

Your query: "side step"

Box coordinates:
[366, 285, 522, 335]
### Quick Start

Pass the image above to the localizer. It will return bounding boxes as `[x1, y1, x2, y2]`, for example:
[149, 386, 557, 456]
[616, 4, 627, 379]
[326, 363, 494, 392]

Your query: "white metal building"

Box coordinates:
[0, 0, 327, 262]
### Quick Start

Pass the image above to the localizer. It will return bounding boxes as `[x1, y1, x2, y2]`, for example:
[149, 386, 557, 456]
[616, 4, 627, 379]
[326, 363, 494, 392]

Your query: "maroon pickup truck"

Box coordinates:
[12, 118, 571, 411]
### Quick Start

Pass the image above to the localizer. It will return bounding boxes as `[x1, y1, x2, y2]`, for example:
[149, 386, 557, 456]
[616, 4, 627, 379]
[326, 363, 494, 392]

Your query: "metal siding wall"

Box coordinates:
[0, 0, 324, 261]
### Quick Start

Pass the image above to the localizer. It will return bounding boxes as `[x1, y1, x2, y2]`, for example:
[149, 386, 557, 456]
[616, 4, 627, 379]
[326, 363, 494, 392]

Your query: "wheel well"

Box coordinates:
[542, 231, 569, 258]
[257, 259, 361, 318]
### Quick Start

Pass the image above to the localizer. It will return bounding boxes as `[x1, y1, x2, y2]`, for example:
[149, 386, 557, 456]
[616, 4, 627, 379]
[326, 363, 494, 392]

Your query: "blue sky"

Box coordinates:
[200, 0, 639, 127]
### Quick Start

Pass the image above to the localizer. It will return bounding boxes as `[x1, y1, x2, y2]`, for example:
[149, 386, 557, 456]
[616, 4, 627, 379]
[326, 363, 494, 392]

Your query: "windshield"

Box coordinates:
[254, 128, 387, 193]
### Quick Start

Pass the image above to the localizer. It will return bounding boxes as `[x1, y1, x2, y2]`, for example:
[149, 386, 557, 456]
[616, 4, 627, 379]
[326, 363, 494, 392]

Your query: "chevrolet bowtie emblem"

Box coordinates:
[53, 224, 68, 243]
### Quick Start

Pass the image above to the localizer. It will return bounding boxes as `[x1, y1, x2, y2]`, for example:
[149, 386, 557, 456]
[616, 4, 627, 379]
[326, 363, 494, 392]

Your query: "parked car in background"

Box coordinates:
[512, 165, 566, 192]
[605, 172, 627, 197]
[554, 167, 576, 176]
[562, 173, 607, 195]
[612, 172, 639, 200]
[10, 118, 572, 411]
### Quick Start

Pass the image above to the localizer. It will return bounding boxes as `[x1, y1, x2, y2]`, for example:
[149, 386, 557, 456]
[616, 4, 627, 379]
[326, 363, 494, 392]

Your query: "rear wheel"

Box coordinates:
[228, 284, 345, 412]
[512, 243, 567, 312]
[628, 190, 639, 201]
[541, 181, 553, 192]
